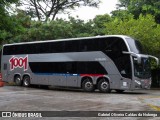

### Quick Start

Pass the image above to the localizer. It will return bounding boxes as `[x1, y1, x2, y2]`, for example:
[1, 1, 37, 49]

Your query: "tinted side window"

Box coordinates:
[3, 46, 14, 55]
[50, 41, 65, 53]
[77, 62, 107, 74]
[65, 41, 78, 52]
[29, 62, 75, 74]
[99, 37, 128, 52]
[78, 39, 96, 52]
[3, 37, 128, 55]
[29, 62, 107, 74]
[79, 40, 88, 52]
[66, 62, 77, 73]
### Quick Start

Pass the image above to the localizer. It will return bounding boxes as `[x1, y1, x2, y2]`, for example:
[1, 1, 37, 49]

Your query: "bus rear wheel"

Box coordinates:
[82, 78, 95, 92]
[98, 79, 111, 93]
[15, 76, 22, 86]
[23, 76, 30, 87]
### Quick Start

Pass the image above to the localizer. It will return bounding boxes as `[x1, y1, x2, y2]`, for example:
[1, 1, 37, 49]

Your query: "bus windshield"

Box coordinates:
[133, 58, 151, 79]
[125, 38, 144, 54]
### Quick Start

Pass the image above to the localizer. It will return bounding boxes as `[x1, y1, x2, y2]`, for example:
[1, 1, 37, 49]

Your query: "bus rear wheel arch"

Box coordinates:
[97, 78, 111, 93]
[22, 75, 30, 87]
[81, 77, 95, 92]
[14, 75, 22, 86]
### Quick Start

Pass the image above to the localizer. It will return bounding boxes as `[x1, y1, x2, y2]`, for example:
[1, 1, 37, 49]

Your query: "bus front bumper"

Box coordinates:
[134, 79, 151, 89]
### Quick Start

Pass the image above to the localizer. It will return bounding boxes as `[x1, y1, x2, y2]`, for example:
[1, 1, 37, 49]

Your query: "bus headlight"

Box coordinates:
[149, 80, 152, 85]
[135, 80, 141, 85]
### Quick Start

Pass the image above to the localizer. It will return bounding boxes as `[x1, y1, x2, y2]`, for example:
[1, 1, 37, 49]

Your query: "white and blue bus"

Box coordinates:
[1, 35, 159, 93]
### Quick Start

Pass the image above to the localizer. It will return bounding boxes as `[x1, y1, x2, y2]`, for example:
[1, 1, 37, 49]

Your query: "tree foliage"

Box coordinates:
[18, 0, 100, 22]
[117, 0, 160, 23]
[111, 10, 133, 21]
[0, 0, 20, 45]
[10, 17, 97, 43]
[93, 14, 111, 35]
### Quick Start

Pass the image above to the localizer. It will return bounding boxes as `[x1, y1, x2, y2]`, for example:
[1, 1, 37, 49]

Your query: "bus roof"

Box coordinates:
[3, 35, 131, 46]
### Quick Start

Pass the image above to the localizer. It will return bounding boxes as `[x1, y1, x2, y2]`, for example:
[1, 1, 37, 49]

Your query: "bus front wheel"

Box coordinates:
[98, 79, 111, 93]
[23, 76, 30, 87]
[15, 76, 22, 86]
[82, 78, 95, 92]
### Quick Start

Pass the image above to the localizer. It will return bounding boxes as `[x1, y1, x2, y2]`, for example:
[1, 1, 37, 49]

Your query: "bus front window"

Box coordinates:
[134, 58, 151, 79]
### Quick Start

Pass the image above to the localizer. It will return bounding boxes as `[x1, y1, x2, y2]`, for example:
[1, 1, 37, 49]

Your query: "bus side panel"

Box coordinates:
[48, 74, 67, 86]
[48, 75, 60, 86]
[66, 75, 78, 87]
[32, 74, 49, 85]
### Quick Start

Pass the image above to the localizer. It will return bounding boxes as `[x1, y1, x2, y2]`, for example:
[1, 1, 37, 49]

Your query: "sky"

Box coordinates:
[57, 0, 119, 21]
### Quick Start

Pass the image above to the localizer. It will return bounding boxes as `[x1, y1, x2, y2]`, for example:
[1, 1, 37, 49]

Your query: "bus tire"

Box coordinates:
[23, 76, 30, 87]
[82, 78, 95, 92]
[98, 79, 111, 93]
[116, 90, 124, 93]
[15, 76, 22, 86]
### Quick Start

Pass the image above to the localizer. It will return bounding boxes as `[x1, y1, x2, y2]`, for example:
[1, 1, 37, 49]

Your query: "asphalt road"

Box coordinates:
[0, 85, 160, 120]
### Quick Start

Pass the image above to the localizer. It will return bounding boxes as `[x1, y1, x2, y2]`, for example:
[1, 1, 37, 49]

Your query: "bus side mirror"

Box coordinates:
[122, 51, 141, 64]
[137, 57, 142, 64]
[122, 51, 159, 66]
[148, 55, 159, 66]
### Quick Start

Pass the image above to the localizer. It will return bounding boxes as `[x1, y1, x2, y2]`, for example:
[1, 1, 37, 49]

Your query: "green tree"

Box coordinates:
[111, 10, 133, 21]
[18, 0, 101, 22]
[0, 0, 20, 46]
[117, 0, 160, 23]
[69, 17, 94, 37]
[12, 19, 74, 42]
[92, 14, 111, 35]
[12, 17, 95, 43]
[8, 9, 32, 43]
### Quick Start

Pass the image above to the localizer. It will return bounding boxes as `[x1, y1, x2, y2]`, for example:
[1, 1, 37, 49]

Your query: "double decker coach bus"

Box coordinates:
[1, 35, 159, 93]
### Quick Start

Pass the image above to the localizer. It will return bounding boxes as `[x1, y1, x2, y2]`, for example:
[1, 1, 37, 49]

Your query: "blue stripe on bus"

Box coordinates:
[34, 73, 80, 76]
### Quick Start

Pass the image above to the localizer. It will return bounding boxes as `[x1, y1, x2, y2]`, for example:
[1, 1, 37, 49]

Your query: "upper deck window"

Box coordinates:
[3, 36, 129, 55]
